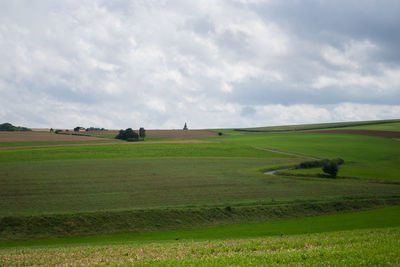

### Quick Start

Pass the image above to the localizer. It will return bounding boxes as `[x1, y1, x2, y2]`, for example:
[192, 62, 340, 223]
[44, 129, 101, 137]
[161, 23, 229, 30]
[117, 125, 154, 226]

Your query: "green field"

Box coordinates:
[331, 121, 400, 131]
[205, 132, 400, 181]
[1, 207, 399, 265]
[1, 141, 399, 216]
[0, 120, 399, 265]
[234, 118, 400, 132]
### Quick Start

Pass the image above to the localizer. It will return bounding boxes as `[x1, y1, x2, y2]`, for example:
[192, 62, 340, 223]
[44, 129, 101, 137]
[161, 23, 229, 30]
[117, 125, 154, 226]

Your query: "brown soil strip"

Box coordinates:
[0, 140, 218, 150]
[310, 129, 400, 139]
[0, 132, 106, 142]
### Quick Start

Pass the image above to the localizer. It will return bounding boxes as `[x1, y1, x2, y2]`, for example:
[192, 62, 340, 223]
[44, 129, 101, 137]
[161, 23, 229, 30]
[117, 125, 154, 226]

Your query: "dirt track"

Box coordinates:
[311, 129, 400, 139]
[0, 140, 218, 150]
[0, 132, 107, 142]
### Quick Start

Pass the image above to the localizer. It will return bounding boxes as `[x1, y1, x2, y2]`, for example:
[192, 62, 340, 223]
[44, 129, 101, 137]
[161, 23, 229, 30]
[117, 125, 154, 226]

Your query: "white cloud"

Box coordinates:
[0, 0, 399, 129]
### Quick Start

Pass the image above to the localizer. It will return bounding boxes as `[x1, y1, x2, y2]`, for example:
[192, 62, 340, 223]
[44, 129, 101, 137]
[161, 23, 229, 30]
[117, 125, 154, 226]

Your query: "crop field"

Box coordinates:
[0, 131, 111, 143]
[1, 207, 399, 265]
[0, 119, 399, 265]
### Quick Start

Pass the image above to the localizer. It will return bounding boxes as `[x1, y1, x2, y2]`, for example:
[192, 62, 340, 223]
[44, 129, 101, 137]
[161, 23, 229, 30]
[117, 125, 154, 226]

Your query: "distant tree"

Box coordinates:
[0, 123, 31, 131]
[50, 128, 54, 133]
[183, 122, 188, 130]
[139, 127, 146, 138]
[322, 161, 339, 178]
[86, 127, 106, 131]
[116, 128, 139, 141]
[218, 132, 223, 136]
[74, 126, 84, 132]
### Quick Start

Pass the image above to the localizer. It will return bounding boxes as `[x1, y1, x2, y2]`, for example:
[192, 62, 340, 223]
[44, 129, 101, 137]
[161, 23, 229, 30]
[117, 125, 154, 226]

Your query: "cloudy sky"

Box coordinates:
[1, 0, 399, 129]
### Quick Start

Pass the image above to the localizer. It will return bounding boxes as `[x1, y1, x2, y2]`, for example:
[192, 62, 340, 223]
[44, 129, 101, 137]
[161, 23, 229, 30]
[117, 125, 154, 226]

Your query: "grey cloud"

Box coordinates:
[0, 0, 399, 129]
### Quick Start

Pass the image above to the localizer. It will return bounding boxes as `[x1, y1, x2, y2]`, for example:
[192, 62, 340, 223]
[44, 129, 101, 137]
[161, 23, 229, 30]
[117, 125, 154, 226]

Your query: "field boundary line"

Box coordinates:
[253, 146, 321, 160]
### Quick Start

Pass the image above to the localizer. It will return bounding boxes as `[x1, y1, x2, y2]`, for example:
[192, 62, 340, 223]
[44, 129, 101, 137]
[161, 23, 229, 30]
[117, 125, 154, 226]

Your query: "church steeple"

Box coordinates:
[183, 122, 188, 130]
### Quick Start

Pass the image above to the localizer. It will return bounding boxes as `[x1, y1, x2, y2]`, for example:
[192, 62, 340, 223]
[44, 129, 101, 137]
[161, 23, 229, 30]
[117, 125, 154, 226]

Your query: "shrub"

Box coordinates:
[218, 132, 223, 136]
[322, 161, 339, 178]
[297, 158, 344, 169]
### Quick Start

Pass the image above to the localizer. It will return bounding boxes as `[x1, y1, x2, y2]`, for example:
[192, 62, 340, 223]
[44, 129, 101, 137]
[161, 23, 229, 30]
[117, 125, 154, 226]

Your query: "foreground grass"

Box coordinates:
[2, 205, 399, 248]
[1, 226, 399, 265]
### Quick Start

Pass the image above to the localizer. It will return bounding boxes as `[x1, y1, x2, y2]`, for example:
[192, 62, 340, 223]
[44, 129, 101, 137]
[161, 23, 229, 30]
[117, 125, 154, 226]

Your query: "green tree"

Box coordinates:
[139, 127, 146, 138]
[322, 161, 339, 178]
[116, 128, 139, 141]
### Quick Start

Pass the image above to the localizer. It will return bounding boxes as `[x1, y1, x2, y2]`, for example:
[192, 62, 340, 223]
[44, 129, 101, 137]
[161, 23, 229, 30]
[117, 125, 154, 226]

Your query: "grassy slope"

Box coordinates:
[1, 207, 399, 266]
[1, 205, 398, 248]
[330, 121, 400, 131]
[206, 132, 400, 181]
[1, 198, 398, 241]
[233, 119, 400, 132]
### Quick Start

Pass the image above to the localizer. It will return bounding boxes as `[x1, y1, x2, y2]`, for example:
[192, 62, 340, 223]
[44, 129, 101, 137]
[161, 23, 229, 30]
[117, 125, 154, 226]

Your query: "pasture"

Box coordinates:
[0, 119, 399, 265]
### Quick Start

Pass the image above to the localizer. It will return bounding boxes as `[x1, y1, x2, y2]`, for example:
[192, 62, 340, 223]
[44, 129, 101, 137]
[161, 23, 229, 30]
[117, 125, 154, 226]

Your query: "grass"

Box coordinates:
[3, 157, 399, 216]
[203, 132, 400, 181]
[1, 198, 398, 241]
[211, 132, 400, 162]
[286, 160, 400, 181]
[1, 207, 399, 265]
[2, 228, 399, 266]
[1, 122, 399, 266]
[0, 143, 289, 163]
[331, 121, 400, 131]
[234, 118, 400, 132]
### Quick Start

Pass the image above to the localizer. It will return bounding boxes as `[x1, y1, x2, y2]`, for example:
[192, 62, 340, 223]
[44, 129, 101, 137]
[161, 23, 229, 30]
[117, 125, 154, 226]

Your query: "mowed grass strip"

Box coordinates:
[1, 158, 400, 216]
[0, 143, 289, 163]
[1, 208, 399, 266]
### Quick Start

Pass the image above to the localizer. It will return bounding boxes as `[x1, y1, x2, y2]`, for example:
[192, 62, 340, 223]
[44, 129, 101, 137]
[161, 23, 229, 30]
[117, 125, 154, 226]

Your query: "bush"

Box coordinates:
[297, 158, 344, 169]
[218, 132, 223, 136]
[322, 161, 339, 178]
[116, 128, 139, 141]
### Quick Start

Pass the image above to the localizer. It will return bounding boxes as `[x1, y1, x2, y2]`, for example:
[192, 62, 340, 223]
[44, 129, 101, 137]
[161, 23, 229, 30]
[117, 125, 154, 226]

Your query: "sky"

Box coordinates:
[0, 0, 399, 129]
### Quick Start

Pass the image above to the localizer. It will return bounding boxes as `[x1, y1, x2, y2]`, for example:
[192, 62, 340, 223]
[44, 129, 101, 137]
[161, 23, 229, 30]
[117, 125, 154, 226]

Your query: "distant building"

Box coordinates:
[183, 123, 188, 130]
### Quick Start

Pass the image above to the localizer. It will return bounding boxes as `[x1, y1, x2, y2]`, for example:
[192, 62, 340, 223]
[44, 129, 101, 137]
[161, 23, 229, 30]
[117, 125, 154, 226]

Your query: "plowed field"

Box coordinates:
[0, 132, 107, 142]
